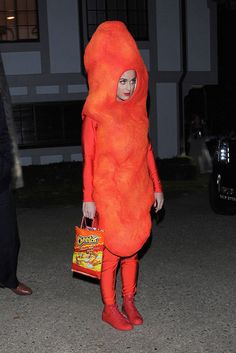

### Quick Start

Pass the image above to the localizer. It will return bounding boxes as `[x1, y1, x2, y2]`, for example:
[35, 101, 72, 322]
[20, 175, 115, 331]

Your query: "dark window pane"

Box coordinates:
[31, 25, 38, 37]
[138, 25, 148, 40]
[5, 27, 16, 41]
[86, 0, 148, 40]
[63, 102, 83, 141]
[128, 24, 138, 38]
[14, 115, 23, 145]
[87, 0, 97, 10]
[88, 24, 97, 37]
[88, 11, 97, 24]
[127, 0, 137, 10]
[27, 0, 36, 10]
[13, 102, 84, 148]
[97, 0, 105, 10]
[7, 0, 15, 10]
[107, 10, 118, 20]
[128, 11, 138, 24]
[18, 12, 28, 25]
[117, 10, 127, 22]
[119, 0, 126, 10]
[13, 105, 35, 146]
[0, 0, 38, 42]
[36, 105, 62, 142]
[97, 11, 106, 23]
[107, 0, 117, 10]
[18, 26, 30, 40]
[17, 0, 28, 11]
[137, 10, 146, 25]
[0, 13, 6, 26]
[64, 117, 81, 143]
[137, 0, 147, 10]
[21, 115, 36, 144]
[30, 12, 37, 25]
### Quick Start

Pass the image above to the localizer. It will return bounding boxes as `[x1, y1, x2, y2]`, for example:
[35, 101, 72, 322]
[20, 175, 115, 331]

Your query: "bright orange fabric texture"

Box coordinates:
[100, 248, 138, 305]
[82, 117, 162, 202]
[82, 21, 162, 257]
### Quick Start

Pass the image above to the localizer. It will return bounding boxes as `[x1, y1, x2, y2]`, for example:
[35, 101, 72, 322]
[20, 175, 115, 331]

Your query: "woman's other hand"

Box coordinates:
[82, 202, 96, 219]
[153, 192, 164, 213]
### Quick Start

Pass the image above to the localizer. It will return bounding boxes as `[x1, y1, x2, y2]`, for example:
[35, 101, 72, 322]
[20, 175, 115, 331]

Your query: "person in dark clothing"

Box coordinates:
[0, 94, 32, 295]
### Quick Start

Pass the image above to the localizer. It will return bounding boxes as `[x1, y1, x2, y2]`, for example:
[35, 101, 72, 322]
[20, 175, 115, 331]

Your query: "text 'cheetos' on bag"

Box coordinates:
[71, 217, 104, 279]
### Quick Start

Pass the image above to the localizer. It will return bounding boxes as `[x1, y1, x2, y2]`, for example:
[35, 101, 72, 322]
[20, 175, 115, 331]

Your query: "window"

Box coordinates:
[0, 0, 39, 42]
[86, 0, 148, 40]
[14, 101, 84, 148]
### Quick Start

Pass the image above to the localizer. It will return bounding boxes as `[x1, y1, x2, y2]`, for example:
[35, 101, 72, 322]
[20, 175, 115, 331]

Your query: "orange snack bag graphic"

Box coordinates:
[72, 225, 104, 279]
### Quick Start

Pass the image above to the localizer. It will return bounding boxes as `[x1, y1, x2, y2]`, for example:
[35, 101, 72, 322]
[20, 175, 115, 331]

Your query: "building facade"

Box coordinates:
[0, 0, 218, 165]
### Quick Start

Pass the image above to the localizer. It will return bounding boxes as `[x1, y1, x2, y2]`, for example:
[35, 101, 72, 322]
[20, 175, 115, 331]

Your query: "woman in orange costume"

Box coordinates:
[82, 21, 164, 331]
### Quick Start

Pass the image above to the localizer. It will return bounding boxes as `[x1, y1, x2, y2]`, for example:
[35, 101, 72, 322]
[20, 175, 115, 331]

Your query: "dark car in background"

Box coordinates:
[209, 135, 236, 214]
[184, 84, 236, 214]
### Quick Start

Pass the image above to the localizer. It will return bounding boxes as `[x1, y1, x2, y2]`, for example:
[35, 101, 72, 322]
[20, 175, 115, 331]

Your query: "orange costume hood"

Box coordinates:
[82, 21, 154, 256]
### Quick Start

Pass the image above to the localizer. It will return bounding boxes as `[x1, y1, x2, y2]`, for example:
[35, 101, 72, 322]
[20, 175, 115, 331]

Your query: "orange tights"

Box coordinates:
[100, 247, 138, 305]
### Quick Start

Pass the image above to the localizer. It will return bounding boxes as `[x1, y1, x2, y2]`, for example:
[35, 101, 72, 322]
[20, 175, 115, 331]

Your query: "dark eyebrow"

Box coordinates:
[120, 77, 136, 81]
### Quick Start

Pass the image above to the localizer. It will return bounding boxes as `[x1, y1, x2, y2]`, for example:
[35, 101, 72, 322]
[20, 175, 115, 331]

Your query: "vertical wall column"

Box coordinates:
[47, 0, 81, 73]
[156, 83, 178, 157]
[186, 0, 211, 72]
[154, 0, 182, 158]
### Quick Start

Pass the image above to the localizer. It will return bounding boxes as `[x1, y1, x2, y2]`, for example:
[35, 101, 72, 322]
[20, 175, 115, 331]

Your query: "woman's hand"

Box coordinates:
[82, 202, 96, 219]
[153, 192, 164, 213]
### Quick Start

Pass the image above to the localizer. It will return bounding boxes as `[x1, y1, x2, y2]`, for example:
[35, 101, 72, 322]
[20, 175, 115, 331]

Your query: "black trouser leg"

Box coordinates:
[0, 189, 20, 289]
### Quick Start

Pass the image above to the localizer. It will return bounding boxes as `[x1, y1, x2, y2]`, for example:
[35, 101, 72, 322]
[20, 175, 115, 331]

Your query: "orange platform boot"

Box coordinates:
[122, 296, 143, 325]
[102, 304, 133, 331]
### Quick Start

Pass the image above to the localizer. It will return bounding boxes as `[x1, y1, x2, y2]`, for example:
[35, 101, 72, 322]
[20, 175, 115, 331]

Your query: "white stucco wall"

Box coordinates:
[186, 0, 211, 71]
[156, 0, 181, 71]
[156, 83, 178, 158]
[2, 52, 42, 75]
[47, 0, 81, 73]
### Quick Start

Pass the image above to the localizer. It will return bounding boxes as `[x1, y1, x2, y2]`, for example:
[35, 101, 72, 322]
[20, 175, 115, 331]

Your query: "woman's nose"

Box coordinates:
[126, 82, 131, 91]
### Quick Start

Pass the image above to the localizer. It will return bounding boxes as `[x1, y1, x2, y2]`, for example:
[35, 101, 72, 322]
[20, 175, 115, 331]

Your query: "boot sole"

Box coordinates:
[102, 315, 133, 331]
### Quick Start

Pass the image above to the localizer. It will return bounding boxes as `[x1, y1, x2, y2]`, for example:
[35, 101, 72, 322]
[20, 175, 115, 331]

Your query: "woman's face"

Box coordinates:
[116, 70, 137, 102]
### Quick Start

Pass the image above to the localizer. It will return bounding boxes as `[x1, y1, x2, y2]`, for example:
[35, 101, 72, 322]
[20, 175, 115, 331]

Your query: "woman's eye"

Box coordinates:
[119, 80, 126, 85]
[131, 79, 136, 85]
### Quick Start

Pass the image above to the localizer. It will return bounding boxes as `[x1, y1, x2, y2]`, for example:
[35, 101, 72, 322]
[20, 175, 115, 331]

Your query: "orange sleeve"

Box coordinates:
[147, 143, 163, 193]
[82, 117, 97, 202]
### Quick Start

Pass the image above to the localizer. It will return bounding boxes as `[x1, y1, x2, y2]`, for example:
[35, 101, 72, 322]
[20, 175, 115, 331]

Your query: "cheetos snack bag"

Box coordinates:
[72, 217, 104, 279]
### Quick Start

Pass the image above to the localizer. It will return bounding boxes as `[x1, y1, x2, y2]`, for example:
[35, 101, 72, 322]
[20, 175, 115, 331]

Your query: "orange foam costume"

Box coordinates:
[82, 22, 162, 312]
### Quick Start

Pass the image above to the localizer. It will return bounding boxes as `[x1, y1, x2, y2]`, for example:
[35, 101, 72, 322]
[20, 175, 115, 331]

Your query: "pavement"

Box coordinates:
[0, 191, 235, 353]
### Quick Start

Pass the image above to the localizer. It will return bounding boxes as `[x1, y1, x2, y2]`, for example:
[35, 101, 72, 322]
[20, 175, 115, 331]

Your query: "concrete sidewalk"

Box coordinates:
[0, 191, 235, 353]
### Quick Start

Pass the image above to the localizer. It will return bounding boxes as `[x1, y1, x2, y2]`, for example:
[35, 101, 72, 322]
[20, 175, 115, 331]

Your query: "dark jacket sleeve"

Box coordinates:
[0, 97, 13, 191]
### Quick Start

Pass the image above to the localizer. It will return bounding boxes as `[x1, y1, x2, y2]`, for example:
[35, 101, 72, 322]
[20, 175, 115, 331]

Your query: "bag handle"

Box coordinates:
[80, 216, 87, 228]
[80, 216, 96, 228]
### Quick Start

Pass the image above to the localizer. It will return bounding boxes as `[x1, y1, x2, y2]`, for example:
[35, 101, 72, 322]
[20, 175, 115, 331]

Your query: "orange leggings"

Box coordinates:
[100, 247, 138, 305]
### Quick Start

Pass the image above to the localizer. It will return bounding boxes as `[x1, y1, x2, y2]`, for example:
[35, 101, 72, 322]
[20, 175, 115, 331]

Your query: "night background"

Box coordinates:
[0, 1, 236, 352]
[185, 1, 236, 137]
